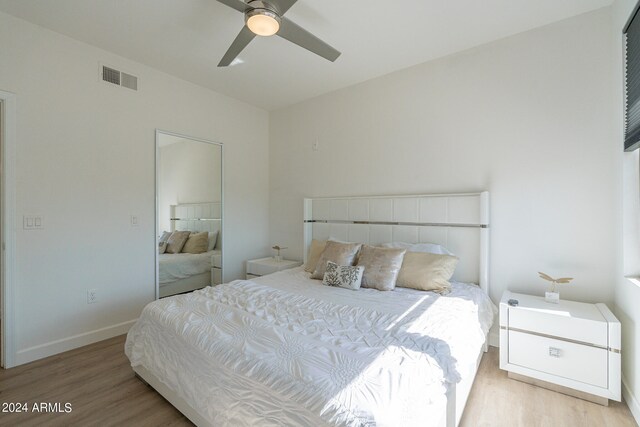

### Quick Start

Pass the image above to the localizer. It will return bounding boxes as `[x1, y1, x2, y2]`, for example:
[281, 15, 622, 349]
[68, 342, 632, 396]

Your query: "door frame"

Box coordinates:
[0, 90, 16, 368]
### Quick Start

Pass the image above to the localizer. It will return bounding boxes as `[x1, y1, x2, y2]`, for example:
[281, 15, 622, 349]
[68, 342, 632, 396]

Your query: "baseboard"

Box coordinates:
[489, 330, 500, 347]
[14, 319, 137, 366]
[623, 377, 640, 425]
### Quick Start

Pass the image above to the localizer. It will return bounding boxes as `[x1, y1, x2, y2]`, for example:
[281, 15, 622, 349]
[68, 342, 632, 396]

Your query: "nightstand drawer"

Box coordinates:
[509, 330, 608, 388]
[509, 306, 608, 347]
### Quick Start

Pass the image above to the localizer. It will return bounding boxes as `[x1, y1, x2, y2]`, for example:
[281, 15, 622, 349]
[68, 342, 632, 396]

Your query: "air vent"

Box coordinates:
[102, 66, 120, 85]
[121, 72, 138, 90]
[101, 65, 137, 91]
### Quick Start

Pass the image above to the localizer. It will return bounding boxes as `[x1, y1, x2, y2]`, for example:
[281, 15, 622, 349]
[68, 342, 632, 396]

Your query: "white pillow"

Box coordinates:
[381, 241, 453, 256]
[322, 261, 364, 290]
[208, 231, 219, 252]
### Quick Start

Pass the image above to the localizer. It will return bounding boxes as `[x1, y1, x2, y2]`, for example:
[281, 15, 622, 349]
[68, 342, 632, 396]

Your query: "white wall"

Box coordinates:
[270, 9, 618, 310]
[612, 0, 640, 421]
[158, 138, 222, 233]
[0, 11, 270, 365]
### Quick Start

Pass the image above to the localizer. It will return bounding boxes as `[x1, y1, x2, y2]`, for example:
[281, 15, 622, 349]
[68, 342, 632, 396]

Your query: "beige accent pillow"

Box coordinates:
[311, 241, 362, 280]
[165, 230, 190, 254]
[304, 239, 327, 273]
[396, 252, 459, 293]
[158, 231, 172, 254]
[357, 245, 406, 291]
[182, 232, 209, 254]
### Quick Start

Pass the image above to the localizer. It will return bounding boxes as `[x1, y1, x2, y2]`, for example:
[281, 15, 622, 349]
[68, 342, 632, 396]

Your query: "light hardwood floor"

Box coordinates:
[0, 335, 636, 427]
[460, 348, 637, 427]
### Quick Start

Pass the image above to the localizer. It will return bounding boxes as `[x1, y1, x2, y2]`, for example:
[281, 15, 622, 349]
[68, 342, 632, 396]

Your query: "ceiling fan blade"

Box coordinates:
[269, 0, 299, 15]
[214, 0, 249, 13]
[277, 18, 340, 62]
[218, 26, 256, 67]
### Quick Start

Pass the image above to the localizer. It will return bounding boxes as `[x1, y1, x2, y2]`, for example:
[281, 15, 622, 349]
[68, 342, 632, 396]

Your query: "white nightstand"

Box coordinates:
[246, 257, 302, 279]
[499, 291, 621, 405]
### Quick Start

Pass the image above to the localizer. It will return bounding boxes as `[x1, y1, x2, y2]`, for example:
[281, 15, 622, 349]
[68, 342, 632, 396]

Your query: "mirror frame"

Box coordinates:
[155, 129, 224, 300]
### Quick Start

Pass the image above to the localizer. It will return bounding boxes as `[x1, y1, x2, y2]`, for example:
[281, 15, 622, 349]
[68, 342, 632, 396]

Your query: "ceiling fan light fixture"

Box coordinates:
[246, 8, 280, 36]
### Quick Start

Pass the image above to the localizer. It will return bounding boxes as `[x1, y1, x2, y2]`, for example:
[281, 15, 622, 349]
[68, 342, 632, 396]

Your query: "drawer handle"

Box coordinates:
[548, 347, 562, 358]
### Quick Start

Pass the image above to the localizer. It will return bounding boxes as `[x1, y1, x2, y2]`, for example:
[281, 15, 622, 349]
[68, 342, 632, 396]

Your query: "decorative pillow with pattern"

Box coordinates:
[322, 261, 364, 290]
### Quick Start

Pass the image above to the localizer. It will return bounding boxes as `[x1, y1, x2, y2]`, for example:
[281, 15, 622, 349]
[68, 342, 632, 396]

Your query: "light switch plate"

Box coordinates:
[23, 215, 44, 230]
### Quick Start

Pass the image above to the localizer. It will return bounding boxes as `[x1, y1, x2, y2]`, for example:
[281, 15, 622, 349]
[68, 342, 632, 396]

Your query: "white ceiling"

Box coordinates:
[0, 0, 612, 110]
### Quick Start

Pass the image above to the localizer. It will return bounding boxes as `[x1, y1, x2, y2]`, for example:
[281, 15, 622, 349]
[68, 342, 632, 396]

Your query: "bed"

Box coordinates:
[158, 202, 222, 298]
[132, 192, 495, 426]
[158, 250, 222, 298]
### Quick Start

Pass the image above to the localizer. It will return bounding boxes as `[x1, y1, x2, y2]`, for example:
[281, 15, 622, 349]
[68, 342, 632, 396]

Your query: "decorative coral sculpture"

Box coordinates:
[538, 272, 573, 293]
[272, 245, 287, 262]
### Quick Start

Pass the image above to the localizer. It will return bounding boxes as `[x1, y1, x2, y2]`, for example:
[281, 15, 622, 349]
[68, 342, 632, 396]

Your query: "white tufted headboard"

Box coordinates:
[303, 192, 489, 293]
[171, 202, 222, 247]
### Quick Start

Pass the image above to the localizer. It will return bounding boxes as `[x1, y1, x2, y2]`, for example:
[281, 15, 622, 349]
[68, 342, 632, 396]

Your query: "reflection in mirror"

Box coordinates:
[156, 131, 223, 298]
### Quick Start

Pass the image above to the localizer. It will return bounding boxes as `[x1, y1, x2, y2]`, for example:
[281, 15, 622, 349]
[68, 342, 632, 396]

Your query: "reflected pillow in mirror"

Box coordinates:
[208, 231, 219, 252]
[182, 232, 209, 254]
[311, 241, 362, 280]
[322, 261, 364, 290]
[396, 252, 459, 293]
[158, 231, 172, 254]
[357, 245, 406, 291]
[165, 230, 190, 254]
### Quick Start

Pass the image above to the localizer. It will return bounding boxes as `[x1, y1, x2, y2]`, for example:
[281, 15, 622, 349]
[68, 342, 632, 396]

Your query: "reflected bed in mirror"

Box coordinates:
[156, 130, 223, 298]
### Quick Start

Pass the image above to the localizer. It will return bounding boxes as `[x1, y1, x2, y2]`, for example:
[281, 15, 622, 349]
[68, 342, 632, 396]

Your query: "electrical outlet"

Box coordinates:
[312, 139, 319, 151]
[87, 289, 98, 304]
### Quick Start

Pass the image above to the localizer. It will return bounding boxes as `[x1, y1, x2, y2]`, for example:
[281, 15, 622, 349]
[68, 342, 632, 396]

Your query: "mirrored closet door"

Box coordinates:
[156, 130, 223, 298]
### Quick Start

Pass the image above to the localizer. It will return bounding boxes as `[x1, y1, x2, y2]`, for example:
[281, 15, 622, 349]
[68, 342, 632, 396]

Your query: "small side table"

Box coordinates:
[246, 257, 301, 279]
[499, 290, 621, 405]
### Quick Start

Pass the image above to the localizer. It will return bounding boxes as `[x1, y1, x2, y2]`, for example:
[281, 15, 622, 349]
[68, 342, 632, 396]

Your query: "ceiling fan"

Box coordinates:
[215, 0, 341, 66]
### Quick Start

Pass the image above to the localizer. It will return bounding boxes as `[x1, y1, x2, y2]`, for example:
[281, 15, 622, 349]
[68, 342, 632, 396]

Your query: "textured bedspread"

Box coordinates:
[125, 268, 495, 426]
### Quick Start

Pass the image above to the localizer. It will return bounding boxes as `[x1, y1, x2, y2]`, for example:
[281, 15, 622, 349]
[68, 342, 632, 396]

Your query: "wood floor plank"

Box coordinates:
[0, 335, 636, 426]
[460, 347, 637, 427]
[0, 335, 190, 427]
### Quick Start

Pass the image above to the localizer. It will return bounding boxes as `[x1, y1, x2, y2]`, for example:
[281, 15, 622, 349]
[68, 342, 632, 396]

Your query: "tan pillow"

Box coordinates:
[311, 241, 362, 280]
[396, 252, 459, 293]
[357, 245, 406, 291]
[158, 231, 172, 254]
[182, 232, 209, 254]
[304, 239, 327, 273]
[165, 230, 190, 254]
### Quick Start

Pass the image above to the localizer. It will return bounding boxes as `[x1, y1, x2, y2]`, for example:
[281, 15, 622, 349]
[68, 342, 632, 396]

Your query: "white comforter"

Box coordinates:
[158, 250, 220, 284]
[125, 267, 496, 426]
